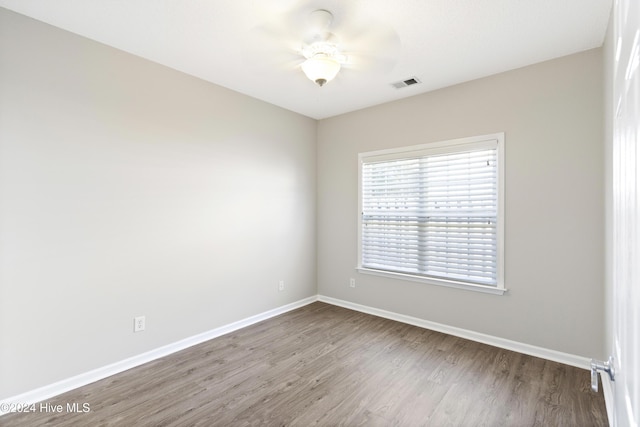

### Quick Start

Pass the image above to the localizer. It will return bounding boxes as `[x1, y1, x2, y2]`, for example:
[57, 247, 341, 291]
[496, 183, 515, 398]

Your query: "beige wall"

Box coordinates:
[318, 48, 605, 358]
[0, 8, 317, 399]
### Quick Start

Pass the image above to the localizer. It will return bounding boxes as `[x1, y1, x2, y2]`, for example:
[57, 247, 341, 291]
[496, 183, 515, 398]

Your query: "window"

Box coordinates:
[358, 133, 505, 294]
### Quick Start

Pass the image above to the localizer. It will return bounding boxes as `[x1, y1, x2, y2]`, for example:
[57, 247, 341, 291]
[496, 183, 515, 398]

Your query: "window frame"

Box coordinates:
[357, 133, 506, 295]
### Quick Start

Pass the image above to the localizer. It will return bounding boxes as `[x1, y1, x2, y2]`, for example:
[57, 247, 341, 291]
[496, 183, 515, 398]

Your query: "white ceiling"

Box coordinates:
[0, 0, 612, 120]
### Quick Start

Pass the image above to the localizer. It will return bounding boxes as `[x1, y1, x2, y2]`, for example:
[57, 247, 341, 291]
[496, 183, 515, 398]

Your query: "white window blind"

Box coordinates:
[359, 135, 504, 291]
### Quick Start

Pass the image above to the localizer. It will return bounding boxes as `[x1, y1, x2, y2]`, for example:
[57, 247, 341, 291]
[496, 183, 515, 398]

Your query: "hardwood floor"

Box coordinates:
[1, 302, 608, 426]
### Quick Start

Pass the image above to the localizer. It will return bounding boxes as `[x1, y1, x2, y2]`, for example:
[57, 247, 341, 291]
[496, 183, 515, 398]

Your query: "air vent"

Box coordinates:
[391, 77, 421, 89]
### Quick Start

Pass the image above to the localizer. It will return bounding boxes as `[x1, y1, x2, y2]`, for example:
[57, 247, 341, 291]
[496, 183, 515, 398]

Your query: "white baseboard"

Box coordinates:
[317, 295, 592, 370]
[601, 373, 614, 426]
[0, 296, 318, 416]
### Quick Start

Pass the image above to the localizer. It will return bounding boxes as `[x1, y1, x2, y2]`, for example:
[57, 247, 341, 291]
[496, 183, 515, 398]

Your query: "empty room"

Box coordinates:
[0, 0, 638, 426]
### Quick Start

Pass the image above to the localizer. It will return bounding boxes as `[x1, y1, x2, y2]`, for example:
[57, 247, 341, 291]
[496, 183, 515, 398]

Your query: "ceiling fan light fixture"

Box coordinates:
[301, 53, 341, 87]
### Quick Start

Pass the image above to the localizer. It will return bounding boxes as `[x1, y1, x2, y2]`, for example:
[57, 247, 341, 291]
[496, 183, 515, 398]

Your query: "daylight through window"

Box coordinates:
[358, 134, 505, 294]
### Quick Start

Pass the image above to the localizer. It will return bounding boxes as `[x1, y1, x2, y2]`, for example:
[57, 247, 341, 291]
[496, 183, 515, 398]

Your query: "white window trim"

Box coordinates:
[357, 133, 506, 295]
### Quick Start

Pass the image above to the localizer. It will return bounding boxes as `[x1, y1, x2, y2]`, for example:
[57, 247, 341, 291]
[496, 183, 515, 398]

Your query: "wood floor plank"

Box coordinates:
[1, 302, 608, 426]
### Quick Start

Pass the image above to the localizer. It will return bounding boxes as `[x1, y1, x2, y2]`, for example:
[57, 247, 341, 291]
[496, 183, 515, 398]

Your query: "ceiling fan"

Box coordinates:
[246, 4, 401, 87]
[299, 9, 346, 87]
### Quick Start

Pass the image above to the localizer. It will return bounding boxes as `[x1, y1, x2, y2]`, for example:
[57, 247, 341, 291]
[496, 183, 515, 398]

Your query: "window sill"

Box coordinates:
[356, 268, 507, 295]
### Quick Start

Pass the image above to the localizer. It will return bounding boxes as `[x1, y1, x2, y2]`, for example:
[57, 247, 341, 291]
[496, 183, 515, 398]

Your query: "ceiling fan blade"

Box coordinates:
[339, 21, 402, 73]
[243, 24, 304, 73]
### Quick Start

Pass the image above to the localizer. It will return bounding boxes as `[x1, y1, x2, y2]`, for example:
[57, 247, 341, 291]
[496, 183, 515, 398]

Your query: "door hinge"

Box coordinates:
[590, 356, 615, 392]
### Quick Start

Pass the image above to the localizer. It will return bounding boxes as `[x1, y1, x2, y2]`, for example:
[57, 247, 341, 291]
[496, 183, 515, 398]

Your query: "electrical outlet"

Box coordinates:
[349, 278, 356, 288]
[278, 280, 285, 291]
[134, 316, 145, 332]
